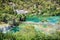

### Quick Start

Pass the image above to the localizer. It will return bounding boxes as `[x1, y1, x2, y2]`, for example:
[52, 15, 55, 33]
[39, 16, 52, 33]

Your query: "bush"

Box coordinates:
[0, 32, 16, 40]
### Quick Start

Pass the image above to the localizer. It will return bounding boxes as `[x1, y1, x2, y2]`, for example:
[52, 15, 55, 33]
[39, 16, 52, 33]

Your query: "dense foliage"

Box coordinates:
[0, 0, 60, 22]
[0, 26, 60, 40]
[0, 0, 60, 40]
[0, 0, 60, 23]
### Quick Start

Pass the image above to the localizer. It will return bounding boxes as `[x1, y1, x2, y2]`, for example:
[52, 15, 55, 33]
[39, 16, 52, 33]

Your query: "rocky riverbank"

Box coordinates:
[0, 22, 12, 33]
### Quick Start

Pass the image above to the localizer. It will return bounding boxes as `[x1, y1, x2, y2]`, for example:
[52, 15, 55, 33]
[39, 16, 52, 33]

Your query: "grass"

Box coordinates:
[0, 23, 60, 40]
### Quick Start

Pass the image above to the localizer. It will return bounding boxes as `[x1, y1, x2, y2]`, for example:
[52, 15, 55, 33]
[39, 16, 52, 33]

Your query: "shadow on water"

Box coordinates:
[26, 16, 40, 22]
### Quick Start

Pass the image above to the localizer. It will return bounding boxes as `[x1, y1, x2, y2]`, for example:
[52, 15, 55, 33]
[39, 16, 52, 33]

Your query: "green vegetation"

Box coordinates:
[0, 0, 60, 40]
[0, 26, 60, 40]
[0, 0, 60, 23]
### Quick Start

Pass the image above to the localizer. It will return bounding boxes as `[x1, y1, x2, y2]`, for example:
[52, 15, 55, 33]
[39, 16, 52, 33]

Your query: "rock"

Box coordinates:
[0, 23, 11, 33]
[15, 10, 28, 14]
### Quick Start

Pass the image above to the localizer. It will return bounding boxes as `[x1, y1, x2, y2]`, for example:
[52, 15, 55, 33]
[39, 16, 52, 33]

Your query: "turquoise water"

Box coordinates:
[47, 16, 60, 23]
[10, 27, 20, 33]
[26, 16, 60, 23]
[10, 16, 60, 33]
[26, 16, 40, 22]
